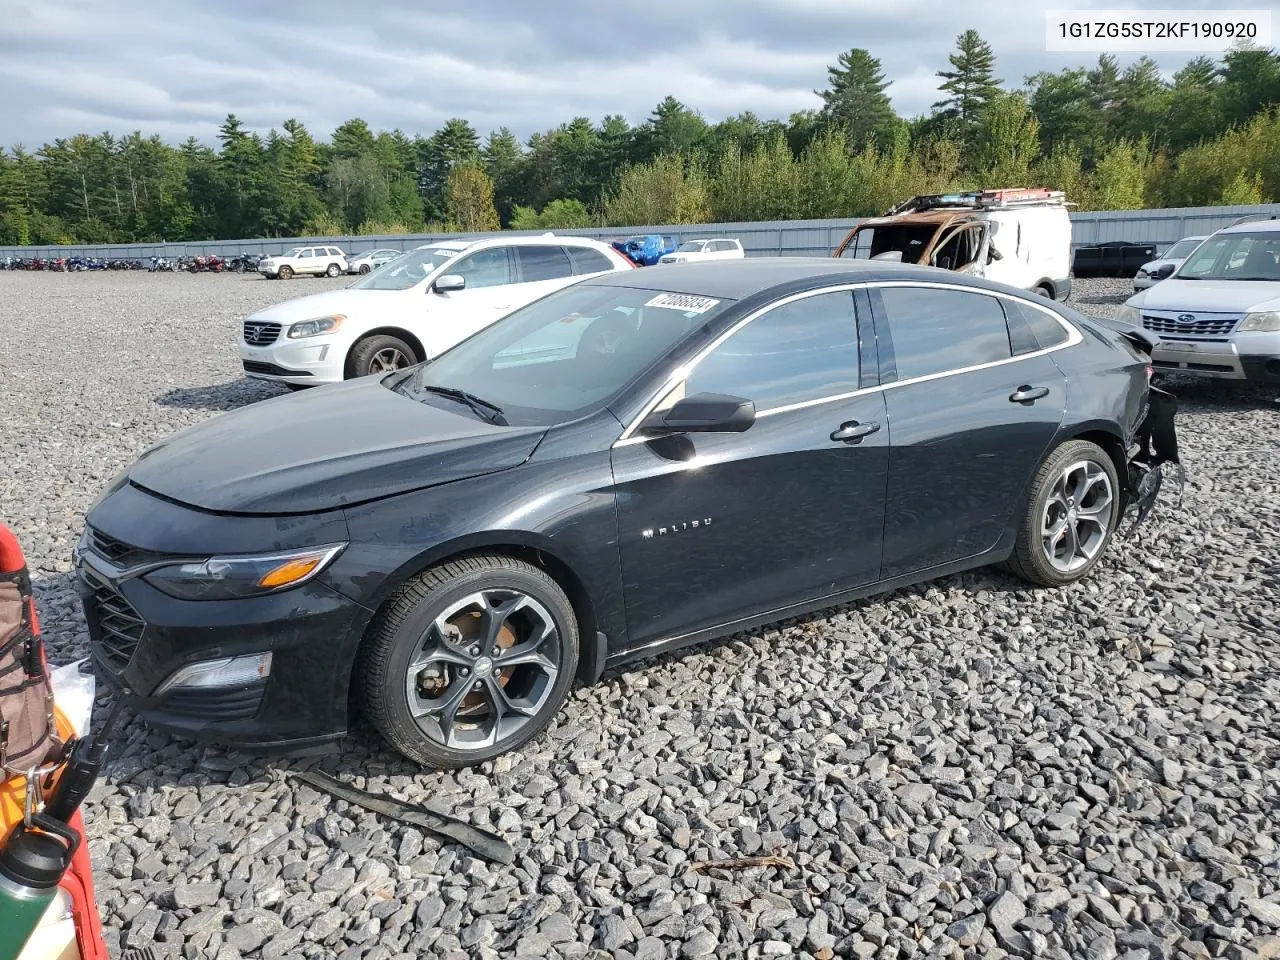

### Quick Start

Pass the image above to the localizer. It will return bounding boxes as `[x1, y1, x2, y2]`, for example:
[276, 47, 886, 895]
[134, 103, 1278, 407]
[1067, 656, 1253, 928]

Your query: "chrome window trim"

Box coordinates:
[612, 279, 1081, 449]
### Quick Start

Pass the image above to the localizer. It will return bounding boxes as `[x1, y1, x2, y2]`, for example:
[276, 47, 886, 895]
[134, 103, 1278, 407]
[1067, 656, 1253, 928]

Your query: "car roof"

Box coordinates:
[1219, 217, 1280, 235]
[580, 256, 1031, 300]
[413, 234, 613, 253]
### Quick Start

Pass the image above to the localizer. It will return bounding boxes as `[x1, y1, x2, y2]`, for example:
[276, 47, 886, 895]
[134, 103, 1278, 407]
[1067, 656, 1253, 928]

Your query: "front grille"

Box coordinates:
[1142, 314, 1238, 337]
[88, 528, 169, 569]
[82, 570, 145, 670]
[160, 681, 267, 721]
[242, 320, 281, 346]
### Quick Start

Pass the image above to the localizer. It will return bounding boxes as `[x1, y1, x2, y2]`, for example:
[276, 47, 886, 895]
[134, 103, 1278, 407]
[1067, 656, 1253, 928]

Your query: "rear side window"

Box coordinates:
[1004, 298, 1069, 351]
[876, 286, 1011, 380]
[566, 246, 614, 276]
[515, 245, 574, 282]
[684, 291, 860, 410]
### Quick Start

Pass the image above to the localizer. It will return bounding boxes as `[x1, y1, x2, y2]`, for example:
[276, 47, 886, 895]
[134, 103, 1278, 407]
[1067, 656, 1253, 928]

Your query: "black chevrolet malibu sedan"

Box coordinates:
[76, 258, 1180, 768]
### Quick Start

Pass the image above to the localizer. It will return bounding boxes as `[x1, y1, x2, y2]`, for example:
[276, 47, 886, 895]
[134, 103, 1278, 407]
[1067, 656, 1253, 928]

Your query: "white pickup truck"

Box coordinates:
[659, 238, 745, 264]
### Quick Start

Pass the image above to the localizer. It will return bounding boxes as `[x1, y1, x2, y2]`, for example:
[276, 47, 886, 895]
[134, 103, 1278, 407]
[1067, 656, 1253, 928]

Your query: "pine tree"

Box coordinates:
[818, 48, 897, 149]
[933, 30, 1003, 140]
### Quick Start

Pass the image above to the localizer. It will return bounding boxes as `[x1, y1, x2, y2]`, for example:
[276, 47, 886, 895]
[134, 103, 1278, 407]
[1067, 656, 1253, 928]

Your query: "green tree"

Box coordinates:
[971, 91, 1041, 185]
[1221, 171, 1264, 204]
[509, 198, 594, 230]
[1219, 45, 1280, 127]
[818, 48, 898, 149]
[1025, 67, 1105, 156]
[933, 30, 1003, 143]
[1091, 139, 1149, 209]
[444, 163, 500, 232]
[634, 97, 708, 162]
[482, 127, 526, 226]
[604, 153, 711, 226]
[417, 118, 482, 221]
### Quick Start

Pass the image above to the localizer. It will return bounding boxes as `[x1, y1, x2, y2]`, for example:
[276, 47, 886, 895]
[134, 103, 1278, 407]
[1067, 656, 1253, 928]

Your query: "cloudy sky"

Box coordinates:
[1, 0, 1273, 147]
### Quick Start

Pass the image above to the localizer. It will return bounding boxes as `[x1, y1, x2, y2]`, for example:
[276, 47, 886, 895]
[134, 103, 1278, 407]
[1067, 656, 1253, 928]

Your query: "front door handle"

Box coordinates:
[831, 420, 880, 443]
[1009, 385, 1050, 404]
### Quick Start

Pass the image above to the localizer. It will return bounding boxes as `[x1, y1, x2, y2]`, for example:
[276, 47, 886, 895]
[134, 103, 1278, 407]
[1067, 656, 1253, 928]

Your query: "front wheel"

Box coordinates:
[1003, 439, 1120, 587]
[359, 263, 372, 274]
[348, 334, 419, 378]
[278, 265, 293, 280]
[358, 556, 580, 768]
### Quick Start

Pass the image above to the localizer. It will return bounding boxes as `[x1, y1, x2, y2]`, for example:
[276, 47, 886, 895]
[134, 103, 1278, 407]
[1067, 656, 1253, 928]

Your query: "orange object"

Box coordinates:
[2, 522, 109, 960]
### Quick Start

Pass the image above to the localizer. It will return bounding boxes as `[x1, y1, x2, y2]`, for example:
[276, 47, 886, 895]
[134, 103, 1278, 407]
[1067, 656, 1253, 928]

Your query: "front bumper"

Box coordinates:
[239, 334, 345, 384]
[73, 525, 371, 753]
[1149, 335, 1280, 382]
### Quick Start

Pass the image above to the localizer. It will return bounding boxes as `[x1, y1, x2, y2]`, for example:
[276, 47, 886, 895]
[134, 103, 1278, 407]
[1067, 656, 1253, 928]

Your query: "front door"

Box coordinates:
[611, 289, 890, 649]
[867, 282, 1068, 579]
[427, 247, 519, 353]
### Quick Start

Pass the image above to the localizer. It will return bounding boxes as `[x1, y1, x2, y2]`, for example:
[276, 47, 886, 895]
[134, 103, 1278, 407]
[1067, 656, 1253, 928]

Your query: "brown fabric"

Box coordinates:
[0, 571, 60, 770]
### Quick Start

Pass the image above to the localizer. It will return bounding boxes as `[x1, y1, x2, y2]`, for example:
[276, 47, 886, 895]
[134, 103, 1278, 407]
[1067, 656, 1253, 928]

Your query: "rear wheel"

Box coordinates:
[358, 556, 580, 768]
[278, 265, 293, 280]
[1004, 439, 1120, 587]
[1034, 283, 1054, 299]
[325, 263, 341, 277]
[348, 334, 419, 378]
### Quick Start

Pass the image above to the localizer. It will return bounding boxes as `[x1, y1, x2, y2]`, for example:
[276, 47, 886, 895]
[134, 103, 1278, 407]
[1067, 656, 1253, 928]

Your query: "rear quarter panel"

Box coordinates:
[1052, 317, 1148, 446]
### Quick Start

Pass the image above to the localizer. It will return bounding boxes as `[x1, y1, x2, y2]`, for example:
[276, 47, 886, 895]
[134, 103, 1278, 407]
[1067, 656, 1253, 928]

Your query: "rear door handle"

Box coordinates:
[831, 420, 880, 443]
[1009, 385, 1050, 404]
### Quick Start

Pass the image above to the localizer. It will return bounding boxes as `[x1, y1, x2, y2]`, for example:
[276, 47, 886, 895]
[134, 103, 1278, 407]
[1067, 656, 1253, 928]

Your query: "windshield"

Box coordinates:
[391, 282, 735, 426]
[1175, 231, 1280, 281]
[281, 247, 303, 258]
[1163, 238, 1203, 260]
[351, 245, 462, 290]
[677, 241, 707, 253]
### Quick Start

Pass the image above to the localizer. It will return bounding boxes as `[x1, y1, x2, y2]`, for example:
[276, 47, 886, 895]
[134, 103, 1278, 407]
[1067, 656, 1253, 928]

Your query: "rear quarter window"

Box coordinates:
[1003, 298, 1070, 352]
[567, 246, 615, 275]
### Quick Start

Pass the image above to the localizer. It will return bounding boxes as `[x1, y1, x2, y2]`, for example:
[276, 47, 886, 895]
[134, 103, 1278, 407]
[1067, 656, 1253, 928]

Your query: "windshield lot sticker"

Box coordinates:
[645, 293, 721, 314]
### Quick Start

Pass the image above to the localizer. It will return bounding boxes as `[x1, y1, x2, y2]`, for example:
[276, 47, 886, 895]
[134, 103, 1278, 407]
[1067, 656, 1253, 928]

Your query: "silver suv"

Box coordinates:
[1117, 217, 1280, 383]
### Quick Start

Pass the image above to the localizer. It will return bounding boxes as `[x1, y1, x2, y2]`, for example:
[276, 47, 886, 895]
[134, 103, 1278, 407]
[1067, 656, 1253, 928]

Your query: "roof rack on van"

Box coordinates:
[1224, 213, 1280, 228]
[885, 188, 1070, 216]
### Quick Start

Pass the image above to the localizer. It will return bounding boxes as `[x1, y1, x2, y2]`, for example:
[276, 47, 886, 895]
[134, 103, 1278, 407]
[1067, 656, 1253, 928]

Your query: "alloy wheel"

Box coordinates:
[404, 589, 561, 751]
[368, 347, 408, 373]
[1040, 459, 1114, 573]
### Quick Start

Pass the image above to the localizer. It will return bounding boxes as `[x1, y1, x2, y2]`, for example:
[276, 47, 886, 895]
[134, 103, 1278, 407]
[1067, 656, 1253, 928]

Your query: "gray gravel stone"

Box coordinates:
[7, 273, 1278, 960]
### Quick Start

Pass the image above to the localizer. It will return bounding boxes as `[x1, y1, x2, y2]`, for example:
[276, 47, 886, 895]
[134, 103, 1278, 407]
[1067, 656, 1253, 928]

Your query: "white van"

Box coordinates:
[833, 188, 1075, 300]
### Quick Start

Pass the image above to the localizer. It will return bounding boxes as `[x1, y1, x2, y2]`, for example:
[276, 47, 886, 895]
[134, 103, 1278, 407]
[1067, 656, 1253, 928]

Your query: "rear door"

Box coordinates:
[868, 282, 1071, 579]
[611, 288, 889, 648]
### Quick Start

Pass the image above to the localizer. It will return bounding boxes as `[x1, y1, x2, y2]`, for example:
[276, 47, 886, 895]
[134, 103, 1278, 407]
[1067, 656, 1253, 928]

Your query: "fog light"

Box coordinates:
[154, 652, 272, 696]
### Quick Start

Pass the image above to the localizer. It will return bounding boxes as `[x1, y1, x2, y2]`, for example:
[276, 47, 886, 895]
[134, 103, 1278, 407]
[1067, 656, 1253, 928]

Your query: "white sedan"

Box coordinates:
[238, 234, 635, 386]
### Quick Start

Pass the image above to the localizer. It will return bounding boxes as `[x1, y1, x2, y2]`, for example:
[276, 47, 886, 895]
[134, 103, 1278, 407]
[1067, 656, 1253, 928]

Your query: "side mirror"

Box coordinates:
[987, 246, 1003, 262]
[640, 392, 755, 434]
[433, 274, 465, 293]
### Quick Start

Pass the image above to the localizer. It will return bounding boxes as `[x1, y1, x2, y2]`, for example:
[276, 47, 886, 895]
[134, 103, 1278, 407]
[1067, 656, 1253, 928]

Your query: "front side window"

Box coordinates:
[877, 286, 1012, 381]
[451, 248, 512, 289]
[514, 245, 574, 282]
[682, 291, 860, 411]
[297, 248, 314, 259]
[395, 283, 735, 426]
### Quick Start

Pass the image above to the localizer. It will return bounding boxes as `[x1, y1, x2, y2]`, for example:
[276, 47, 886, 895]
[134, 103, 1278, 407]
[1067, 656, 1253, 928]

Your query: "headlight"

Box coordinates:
[142, 543, 346, 600]
[287, 315, 345, 339]
[1239, 311, 1280, 333]
[1135, 269, 1148, 278]
[1114, 304, 1141, 326]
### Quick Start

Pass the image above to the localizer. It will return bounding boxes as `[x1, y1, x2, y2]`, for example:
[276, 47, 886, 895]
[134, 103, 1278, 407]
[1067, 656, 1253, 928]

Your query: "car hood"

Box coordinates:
[1133, 279, 1280, 313]
[246, 288, 412, 324]
[126, 377, 546, 515]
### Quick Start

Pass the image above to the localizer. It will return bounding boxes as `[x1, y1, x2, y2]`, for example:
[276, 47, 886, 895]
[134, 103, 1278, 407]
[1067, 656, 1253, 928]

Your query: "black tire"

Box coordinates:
[359, 263, 372, 274]
[1035, 283, 1054, 299]
[278, 265, 293, 280]
[348, 334, 419, 378]
[1003, 439, 1120, 587]
[326, 263, 341, 278]
[358, 555, 580, 768]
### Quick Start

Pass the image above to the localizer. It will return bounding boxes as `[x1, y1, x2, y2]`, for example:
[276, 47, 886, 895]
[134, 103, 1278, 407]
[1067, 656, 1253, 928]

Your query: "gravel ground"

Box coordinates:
[1, 271, 1278, 960]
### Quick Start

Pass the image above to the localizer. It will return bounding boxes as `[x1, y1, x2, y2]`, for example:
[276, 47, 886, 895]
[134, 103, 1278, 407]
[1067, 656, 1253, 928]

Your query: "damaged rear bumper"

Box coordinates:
[1122, 384, 1184, 529]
